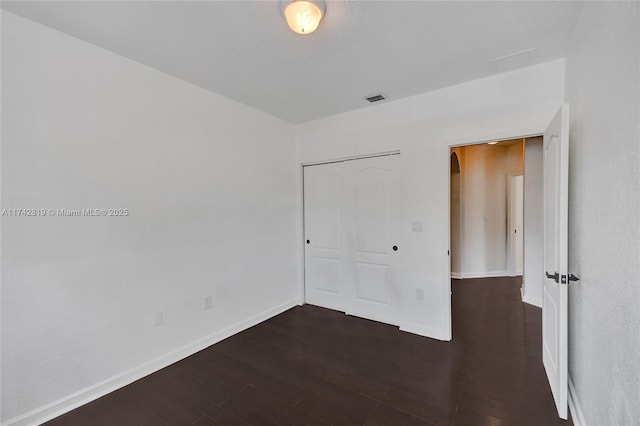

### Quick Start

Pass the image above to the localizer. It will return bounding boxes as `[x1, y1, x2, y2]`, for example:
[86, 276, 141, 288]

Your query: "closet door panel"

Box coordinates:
[304, 155, 400, 325]
[346, 155, 400, 325]
[303, 163, 345, 311]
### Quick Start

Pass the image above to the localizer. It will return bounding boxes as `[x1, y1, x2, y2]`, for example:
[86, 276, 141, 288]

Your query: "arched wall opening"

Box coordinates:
[450, 152, 461, 275]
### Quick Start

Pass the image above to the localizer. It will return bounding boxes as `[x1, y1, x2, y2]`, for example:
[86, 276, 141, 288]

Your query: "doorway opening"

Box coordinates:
[446, 106, 570, 421]
[449, 136, 544, 306]
[450, 152, 462, 277]
[450, 138, 524, 278]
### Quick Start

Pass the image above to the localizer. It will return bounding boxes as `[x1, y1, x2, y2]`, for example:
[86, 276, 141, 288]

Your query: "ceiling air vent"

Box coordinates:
[365, 93, 386, 103]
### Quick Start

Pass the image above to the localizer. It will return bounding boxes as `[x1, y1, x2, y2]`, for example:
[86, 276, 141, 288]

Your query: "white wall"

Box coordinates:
[566, 3, 640, 425]
[295, 59, 566, 340]
[1, 12, 298, 424]
[523, 137, 543, 307]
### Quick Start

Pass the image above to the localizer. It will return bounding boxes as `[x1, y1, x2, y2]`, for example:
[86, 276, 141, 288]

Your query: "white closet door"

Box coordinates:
[344, 155, 400, 325]
[303, 162, 345, 311]
[303, 154, 400, 326]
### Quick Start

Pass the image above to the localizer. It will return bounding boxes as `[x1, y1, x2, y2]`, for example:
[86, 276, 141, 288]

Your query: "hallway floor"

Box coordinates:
[46, 277, 572, 425]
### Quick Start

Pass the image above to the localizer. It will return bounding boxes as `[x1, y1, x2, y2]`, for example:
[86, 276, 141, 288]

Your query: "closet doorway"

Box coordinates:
[303, 153, 401, 326]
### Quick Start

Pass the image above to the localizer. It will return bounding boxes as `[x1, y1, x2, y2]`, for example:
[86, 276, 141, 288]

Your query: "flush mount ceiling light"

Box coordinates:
[281, 0, 325, 35]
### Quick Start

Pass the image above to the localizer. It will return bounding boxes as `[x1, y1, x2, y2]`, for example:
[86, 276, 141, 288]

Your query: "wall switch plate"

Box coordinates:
[204, 296, 212, 310]
[411, 222, 423, 232]
[416, 288, 425, 301]
[154, 311, 163, 326]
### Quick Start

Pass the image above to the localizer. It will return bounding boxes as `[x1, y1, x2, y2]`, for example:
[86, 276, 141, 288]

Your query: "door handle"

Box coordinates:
[545, 271, 559, 283]
[392, 245, 398, 251]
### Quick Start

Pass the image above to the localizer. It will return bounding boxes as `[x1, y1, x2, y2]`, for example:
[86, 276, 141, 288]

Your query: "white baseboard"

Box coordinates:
[399, 321, 451, 341]
[451, 272, 463, 279]
[2, 299, 299, 426]
[453, 270, 509, 279]
[522, 293, 543, 308]
[569, 376, 587, 426]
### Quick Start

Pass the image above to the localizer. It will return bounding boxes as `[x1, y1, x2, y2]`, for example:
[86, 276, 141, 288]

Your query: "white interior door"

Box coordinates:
[510, 174, 524, 275]
[303, 162, 345, 311]
[542, 104, 569, 420]
[344, 155, 400, 325]
[303, 154, 400, 326]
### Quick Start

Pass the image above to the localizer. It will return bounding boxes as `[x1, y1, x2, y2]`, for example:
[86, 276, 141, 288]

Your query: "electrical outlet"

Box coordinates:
[416, 288, 425, 301]
[204, 296, 212, 310]
[154, 311, 163, 326]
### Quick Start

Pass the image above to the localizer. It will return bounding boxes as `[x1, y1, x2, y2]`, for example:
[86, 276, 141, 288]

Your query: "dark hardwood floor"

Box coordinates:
[45, 277, 572, 425]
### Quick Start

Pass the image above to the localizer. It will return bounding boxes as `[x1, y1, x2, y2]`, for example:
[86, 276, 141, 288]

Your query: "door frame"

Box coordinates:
[445, 124, 570, 421]
[300, 150, 401, 308]
[447, 133, 541, 317]
[449, 151, 463, 279]
[507, 172, 525, 276]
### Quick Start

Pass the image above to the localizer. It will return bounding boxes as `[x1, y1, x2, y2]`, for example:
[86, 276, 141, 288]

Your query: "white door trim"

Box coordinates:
[508, 172, 525, 276]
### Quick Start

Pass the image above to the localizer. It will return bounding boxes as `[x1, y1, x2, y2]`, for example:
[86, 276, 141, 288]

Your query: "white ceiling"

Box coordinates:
[1, 1, 584, 123]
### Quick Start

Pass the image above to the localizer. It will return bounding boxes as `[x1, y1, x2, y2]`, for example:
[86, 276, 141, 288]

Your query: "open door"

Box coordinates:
[542, 104, 569, 419]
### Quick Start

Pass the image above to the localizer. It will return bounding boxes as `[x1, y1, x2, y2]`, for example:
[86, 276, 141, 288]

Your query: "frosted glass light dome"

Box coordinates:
[283, 0, 324, 35]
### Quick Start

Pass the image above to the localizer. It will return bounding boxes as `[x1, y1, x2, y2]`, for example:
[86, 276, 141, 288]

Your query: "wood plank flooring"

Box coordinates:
[45, 277, 573, 425]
